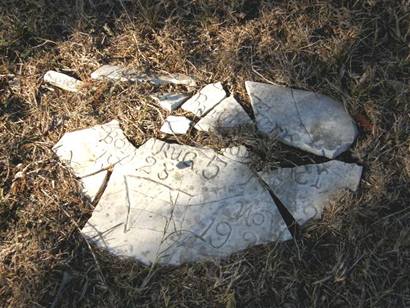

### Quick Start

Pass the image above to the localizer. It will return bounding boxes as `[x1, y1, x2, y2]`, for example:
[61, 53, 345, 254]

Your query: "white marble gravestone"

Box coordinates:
[245, 81, 358, 159]
[181, 82, 227, 117]
[54, 113, 362, 265]
[44, 71, 84, 93]
[195, 96, 253, 133]
[53, 122, 292, 265]
[258, 161, 363, 225]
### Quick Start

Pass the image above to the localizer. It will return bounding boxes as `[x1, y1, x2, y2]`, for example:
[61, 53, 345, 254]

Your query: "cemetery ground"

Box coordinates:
[0, 1, 409, 307]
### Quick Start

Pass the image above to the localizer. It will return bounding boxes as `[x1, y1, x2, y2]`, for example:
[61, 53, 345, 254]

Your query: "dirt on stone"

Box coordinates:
[0, 1, 409, 307]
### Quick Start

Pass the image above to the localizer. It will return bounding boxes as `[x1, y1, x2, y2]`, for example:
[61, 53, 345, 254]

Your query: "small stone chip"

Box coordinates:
[160, 116, 192, 135]
[181, 82, 227, 117]
[44, 71, 84, 93]
[195, 96, 253, 132]
[151, 93, 190, 111]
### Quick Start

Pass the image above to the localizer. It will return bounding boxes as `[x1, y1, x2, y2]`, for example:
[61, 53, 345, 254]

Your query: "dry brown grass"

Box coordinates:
[1, 0, 409, 307]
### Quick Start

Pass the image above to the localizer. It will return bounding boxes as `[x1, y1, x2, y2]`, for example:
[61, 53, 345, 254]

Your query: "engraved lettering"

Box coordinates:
[293, 166, 310, 185]
[209, 221, 232, 248]
[311, 164, 329, 189]
[202, 155, 228, 180]
[243, 231, 258, 244]
[138, 156, 157, 174]
[182, 151, 197, 170]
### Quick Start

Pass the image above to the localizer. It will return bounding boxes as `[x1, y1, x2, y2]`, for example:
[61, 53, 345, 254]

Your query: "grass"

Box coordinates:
[0, 0, 409, 307]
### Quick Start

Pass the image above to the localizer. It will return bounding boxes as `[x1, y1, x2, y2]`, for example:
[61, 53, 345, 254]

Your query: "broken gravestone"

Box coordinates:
[259, 161, 363, 225]
[181, 82, 227, 117]
[53, 122, 291, 265]
[160, 116, 192, 135]
[195, 96, 253, 133]
[91, 64, 197, 87]
[53, 120, 138, 200]
[53, 79, 363, 265]
[245, 81, 358, 159]
[44, 71, 84, 93]
[53, 120, 364, 265]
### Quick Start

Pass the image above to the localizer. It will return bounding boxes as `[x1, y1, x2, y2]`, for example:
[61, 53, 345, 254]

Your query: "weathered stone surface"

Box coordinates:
[160, 116, 192, 135]
[91, 65, 125, 81]
[81, 138, 291, 265]
[44, 71, 84, 92]
[181, 82, 227, 117]
[154, 73, 196, 87]
[151, 93, 190, 111]
[195, 96, 253, 132]
[258, 161, 363, 225]
[245, 81, 358, 158]
[91, 65, 196, 86]
[53, 120, 138, 199]
[80, 171, 108, 201]
[54, 119, 363, 266]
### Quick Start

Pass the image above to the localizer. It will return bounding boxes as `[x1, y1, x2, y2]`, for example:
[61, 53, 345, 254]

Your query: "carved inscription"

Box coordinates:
[194, 197, 277, 250]
[94, 122, 139, 167]
[55, 126, 292, 265]
[291, 164, 329, 189]
[202, 155, 228, 180]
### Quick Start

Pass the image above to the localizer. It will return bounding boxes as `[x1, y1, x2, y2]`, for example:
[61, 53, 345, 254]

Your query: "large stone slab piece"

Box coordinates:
[245, 81, 358, 158]
[82, 139, 291, 265]
[53, 120, 138, 200]
[258, 161, 363, 225]
[181, 82, 227, 117]
[44, 71, 84, 93]
[195, 96, 254, 133]
[54, 122, 291, 265]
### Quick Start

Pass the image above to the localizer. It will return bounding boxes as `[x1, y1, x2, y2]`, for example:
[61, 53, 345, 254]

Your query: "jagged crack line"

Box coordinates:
[253, 170, 300, 238]
[123, 175, 132, 233]
[290, 89, 314, 145]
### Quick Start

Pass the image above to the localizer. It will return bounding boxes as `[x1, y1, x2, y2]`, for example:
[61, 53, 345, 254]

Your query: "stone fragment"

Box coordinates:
[153, 73, 197, 87]
[91, 65, 125, 81]
[53, 120, 138, 200]
[44, 71, 84, 93]
[245, 81, 358, 158]
[160, 116, 192, 135]
[195, 96, 253, 132]
[151, 93, 190, 111]
[221, 145, 252, 164]
[81, 138, 291, 265]
[181, 82, 227, 117]
[91, 65, 196, 86]
[258, 161, 363, 225]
